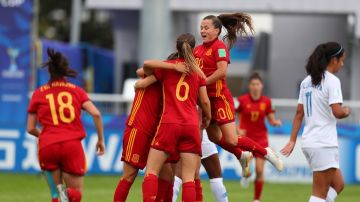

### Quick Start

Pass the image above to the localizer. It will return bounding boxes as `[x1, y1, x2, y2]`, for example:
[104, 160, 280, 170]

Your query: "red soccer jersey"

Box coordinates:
[237, 94, 274, 139]
[194, 38, 230, 97]
[126, 80, 162, 135]
[28, 79, 89, 150]
[154, 58, 206, 125]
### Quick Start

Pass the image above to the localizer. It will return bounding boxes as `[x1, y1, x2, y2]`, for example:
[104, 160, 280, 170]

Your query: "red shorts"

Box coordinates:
[210, 89, 235, 125]
[152, 123, 201, 156]
[121, 126, 153, 169]
[38, 139, 86, 176]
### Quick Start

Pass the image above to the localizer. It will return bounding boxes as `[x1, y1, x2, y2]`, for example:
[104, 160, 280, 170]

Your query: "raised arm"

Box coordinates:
[198, 86, 211, 129]
[82, 101, 105, 156]
[205, 61, 227, 85]
[134, 75, 158, 89]
[143, 60, 188, 76]
[281, 104, 304, 157]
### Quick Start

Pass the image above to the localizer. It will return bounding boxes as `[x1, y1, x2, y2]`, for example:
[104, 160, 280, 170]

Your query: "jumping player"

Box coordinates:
[281, 42, 350, 202]
[27, 48, 105, 202]
[138, 33, 211, 202]
[237, 72, 282, 202]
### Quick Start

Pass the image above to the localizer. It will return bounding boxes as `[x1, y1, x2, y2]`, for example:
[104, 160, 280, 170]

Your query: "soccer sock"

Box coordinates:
[155, 178, 171, 202]
[182, 181, 196, 202]
[309, 195, 326, 202]
[172, 176, 182, 202]
[143, 174, 158, 202]
[254, 180, 264, 200]
[163, 180, 174, 202]
[237, 136, 267, 157]
[209, 178, 228, 202]
[218, 136, 243, 159]
[326, 187, 338, 202]
[51, 199, 58, 202]
[66, 188, 82, 202]
[114, 179, 134, 202]
[194, 179, 203, 202]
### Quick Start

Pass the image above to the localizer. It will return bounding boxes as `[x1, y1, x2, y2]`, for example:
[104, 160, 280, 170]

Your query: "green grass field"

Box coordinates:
[0, 173, 358, 202]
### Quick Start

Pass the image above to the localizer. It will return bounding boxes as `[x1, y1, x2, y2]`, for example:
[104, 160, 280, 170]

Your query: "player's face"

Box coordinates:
[249, 79, 263, 95]
[200, 19, 220, 43]
[334, 54, 346, 73]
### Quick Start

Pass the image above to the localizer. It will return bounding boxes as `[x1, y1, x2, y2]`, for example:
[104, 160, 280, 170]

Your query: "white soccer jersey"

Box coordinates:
[298, 71, 343, 148]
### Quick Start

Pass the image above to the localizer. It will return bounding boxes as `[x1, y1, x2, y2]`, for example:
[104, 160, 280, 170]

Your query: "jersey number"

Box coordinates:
[46, 92, 75, 125]
[305, 91, 312, 117]
[176, 74, 189, 101]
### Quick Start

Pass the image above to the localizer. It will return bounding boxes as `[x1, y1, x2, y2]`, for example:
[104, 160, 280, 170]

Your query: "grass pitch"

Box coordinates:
[0, 173, 358, 201]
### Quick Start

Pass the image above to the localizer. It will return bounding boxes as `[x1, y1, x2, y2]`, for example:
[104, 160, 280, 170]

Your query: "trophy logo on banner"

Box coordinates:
[1, 47, 24, 79]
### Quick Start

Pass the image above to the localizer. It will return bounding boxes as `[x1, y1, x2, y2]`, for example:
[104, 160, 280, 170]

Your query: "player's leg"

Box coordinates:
[180, 153, 200, 202]
[44, 169, 62, 202]
[143, 148, 169, 202]
[156, 162, 174, 202]
[326, 169, 344, 202]
[114, 163, 139, 202]
[310, 168, 336, 202]
[202, 154, 228, 202]
[172, 160, 182, 202]
[62, 172, 84, 202]
[254, 157, 265, 202]
[194, 162, 203, 202]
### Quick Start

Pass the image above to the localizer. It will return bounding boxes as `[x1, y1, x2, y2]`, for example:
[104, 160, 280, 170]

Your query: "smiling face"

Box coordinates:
[200, 19, 220, 43]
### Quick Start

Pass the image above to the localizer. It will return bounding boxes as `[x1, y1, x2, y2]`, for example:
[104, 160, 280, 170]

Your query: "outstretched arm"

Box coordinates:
[27, 113, 40, 137]
[134, 75, 158, 89]
[267, 113, 282, 127]
[143, 60, 189, 75]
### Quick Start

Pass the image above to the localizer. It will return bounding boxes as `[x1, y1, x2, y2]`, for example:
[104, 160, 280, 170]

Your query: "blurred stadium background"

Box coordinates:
[0, 0, 359, 201]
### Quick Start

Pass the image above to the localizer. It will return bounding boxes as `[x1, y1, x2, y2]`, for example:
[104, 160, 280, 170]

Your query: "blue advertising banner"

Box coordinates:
[0, 115, 360, 184]
[0, 0, 32, 125]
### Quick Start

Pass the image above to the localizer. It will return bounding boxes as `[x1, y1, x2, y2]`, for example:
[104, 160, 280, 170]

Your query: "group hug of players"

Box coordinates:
[27, 12, 349, 202]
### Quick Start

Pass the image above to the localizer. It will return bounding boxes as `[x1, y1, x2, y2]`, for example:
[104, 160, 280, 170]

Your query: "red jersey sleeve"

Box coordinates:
[266, 97, 275, 115]
[28, 90, 40, 113]
[153, 69, 164, 81]
[77, 87, 90, 104]
[236, 96, 243, 112]
[213, 42, 230, 64]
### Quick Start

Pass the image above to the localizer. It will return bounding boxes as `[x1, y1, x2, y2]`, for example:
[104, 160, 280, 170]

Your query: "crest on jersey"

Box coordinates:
[246, 104, 251, 108]
[206, 48, 212, 56]
[260, 103, 266, 111]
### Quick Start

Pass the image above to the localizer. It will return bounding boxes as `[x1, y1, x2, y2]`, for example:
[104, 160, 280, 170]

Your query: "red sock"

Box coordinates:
[155, 178, 171, 202]
[67, 188, 82, 202]
[237, 136, 267, 156]
[182, 181, 196, 202]
[142, 174, 158, 202]
[194, 179, 203, 202]
[114, 179, 134, 202]
[52, 198, 58, 202]
[218, 136, 243, 159]
[254, 180, 264, 200]
[163, 180, 174, 202]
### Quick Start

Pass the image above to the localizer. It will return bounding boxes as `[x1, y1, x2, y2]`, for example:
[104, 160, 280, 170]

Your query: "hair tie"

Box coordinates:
[329, 46, 343, 58]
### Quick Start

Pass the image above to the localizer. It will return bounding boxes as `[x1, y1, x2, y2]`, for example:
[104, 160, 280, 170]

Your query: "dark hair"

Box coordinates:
[203, 13, 254, 49]
[249, 71, 263, 83]
[42, 48, 78, 81]
[167, 33, 205, 78]
[305, 42, 344, 86]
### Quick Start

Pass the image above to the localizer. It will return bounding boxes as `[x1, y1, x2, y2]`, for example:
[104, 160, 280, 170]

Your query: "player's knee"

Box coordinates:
[334, 182, 345, 194]
[122, 171, 138, 182]
[67, 188, 82, 202]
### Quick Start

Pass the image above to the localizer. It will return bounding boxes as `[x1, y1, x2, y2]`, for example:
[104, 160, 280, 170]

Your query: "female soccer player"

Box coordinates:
[27, 48, 105, 202]
[281, 42, 350, 202]
[237, 72, 282, 202]
[137, 33, 211, 202]
[194, 13, 283, 173]
[114, 63, 187, 202]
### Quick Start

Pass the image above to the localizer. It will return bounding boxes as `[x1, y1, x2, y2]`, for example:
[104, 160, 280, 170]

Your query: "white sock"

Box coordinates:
[326, 187, 338, 202]
[309, 195, 326, 202]
[210, 178, 228, 202]
[172, 176, 182, 202]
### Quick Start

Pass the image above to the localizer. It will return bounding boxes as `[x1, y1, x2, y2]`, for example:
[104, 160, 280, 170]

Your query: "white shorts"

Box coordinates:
[201, 131, 218, 159]
[302, 147, 339, 172]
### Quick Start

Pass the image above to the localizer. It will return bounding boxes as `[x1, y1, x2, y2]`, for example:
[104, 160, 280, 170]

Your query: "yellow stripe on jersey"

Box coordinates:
[216, 80, 222, 97]
[128, 89, 145, 125]
[126, 128, 137, 161]
[221, 95, 234, 120]
[152, 85, 165, 145]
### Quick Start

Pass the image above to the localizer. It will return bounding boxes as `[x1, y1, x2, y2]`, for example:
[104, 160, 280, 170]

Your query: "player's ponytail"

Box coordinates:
[203, 13, 255, 49]
[42, 48, 78, 81]
[177, 33, 206, 79]
[305, 42, 344, 86]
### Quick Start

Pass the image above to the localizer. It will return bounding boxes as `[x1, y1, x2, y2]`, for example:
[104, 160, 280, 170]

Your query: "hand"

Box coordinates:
[174, 62, 190, 74]
[273, 119, 282, 127]
[201, 116, 211, 129]
[96, 140, 105, 156]
[342, 106, 350, 117]
[280, 141, 295, 157]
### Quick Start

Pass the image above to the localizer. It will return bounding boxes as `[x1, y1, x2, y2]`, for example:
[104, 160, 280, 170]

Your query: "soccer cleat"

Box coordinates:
[239, 151, 253, 178]
[57, 184, 69, 202]
[264, 147, 284, 171]
[240, 176, 250, 189]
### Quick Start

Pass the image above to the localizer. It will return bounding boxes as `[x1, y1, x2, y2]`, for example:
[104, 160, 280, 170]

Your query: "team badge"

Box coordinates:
[206, 48, 212, 56]
[260, 103, 266, 111]
[132, 154, 140, 163]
